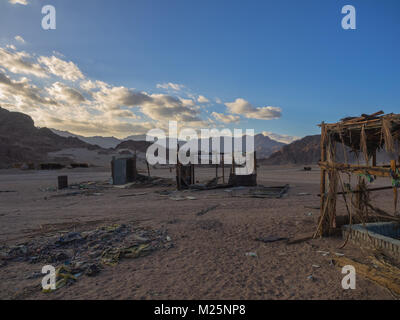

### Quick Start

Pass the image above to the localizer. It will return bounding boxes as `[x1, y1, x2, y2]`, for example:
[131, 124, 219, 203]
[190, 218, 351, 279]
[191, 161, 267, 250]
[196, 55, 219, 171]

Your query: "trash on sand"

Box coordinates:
[232, 185, 289, 199]
[307, 275, 314, 281]
[297, 193, 311, 196]
[118, 192, 147, 198]
[317, 250, 330, 256]
[169, 196, 187, 201]
[312, 264, 321, 268]
[196, 204, 219, 216]
[304, 212, 313, 216]
[334, 252, 345, 257]
[245, 252, 258, 257]
[2, 223, 171, 292]
[256, 236, 288, 243]
[287, 232, 314, 245]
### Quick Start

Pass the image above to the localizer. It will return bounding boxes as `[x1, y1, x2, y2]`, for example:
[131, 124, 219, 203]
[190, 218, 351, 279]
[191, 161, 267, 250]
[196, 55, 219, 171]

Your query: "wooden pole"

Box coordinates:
[146, 160, 150, 177]
[372, 150, 377, 167]
[319, 122, 327, 235]
[222, 154, 225, 184]
[254, 151, 257, 175]
[391, 160, 398, 212]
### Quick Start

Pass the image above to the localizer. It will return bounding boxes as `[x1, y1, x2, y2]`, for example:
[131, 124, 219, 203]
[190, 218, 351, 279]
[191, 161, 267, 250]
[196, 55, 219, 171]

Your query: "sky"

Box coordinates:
[0, 0, 399, 141]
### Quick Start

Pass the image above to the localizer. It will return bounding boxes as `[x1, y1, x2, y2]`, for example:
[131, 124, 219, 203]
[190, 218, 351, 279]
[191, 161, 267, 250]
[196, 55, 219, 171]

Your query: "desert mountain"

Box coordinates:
[0, 107, 99, 168]
[51, 129, 122, 149]
[264, 134, 398, 165]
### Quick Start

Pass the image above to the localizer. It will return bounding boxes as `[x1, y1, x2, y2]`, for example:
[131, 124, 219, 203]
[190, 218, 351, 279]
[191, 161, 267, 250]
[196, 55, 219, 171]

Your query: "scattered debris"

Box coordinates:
[232, 185, 289, 199]
[303, 167, 312, 171]
[118, 192, 147, 198]
[312, 264, 321, 268]
[317, 250, 330, 256]
[256, 236, 288, 243]
[333, 254, 400, 296]
[1, 223, 171, 292]
[245, 252, 258, 257]
[304, 212, 313, 217]
[334, 252, 345, 257]
[196, 204, 220, 216]
[297, 192, 311, 196]
[287, 232, 314, 245]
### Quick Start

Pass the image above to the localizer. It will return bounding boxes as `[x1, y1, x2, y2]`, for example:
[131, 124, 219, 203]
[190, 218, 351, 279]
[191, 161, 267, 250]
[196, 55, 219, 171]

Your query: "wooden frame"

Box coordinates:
[316, 111, 400, 237]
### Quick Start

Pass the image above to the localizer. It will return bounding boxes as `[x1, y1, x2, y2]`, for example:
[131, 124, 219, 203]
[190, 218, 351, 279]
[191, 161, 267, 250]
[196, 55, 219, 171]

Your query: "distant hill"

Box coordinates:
[0, 107, 99, 168]
[264, 135, 321, 165]
[115, 140, 152, 153]
[51, 129, 122, 149]
[253, 133, 286, 158]
[264, 134, 398, 165]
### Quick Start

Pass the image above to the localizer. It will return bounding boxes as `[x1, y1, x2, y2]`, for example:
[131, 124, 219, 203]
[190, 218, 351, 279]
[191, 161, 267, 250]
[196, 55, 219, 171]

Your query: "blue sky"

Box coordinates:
[0, 0, 399, 140]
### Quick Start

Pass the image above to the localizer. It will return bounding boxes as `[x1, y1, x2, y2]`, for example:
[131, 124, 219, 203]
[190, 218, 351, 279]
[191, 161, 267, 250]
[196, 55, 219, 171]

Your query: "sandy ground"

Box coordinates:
[0, 164, 397, 300]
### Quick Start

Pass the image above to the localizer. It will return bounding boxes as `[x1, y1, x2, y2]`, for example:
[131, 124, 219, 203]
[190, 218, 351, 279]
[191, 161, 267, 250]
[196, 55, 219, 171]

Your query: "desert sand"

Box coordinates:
[0, 164, 396, 300]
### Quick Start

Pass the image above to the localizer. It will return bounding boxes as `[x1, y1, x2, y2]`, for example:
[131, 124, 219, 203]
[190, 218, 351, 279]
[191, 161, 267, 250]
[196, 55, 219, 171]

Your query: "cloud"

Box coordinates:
[0, 44, 285, 138]
[197, 95, 209, 104]
[14, 35, 25, 43]
[0, 48, 48, 78]
[156, 82, 184, 91]
[211, 112, 240, 124]
[9, 0, 28, 5]
[0, 72, 56, 106]
[6, 45, 16, 50]
[38, 56, 84, 81]
[262, 131, 301, 144]
[46, 82, 86, 104]
[225, 98, 281, 120]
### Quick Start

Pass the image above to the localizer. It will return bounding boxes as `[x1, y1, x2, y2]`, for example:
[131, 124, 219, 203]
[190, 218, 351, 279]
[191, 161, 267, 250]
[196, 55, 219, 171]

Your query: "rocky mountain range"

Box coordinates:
[0, 107, 99, 168]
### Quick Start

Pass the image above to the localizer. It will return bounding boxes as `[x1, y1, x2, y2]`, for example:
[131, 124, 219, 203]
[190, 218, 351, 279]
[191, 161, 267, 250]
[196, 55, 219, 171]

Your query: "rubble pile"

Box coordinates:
[0, 223, 172, 291]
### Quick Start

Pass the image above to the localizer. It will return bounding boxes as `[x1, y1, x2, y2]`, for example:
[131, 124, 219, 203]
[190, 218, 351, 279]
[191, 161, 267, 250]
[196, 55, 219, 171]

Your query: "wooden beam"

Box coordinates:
[391, 160, 398, 212]
[319, 122, 327, 236]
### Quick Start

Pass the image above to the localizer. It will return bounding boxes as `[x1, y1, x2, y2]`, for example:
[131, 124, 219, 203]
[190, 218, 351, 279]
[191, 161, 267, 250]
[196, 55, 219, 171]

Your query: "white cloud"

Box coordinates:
[0, 44, 284, 138]
[38, 56, 84, 81]
[6, 44, 16, 50]
[156, 82, 184, 91]
[262, 131, 301, 144]
[211, 112, 240, 124]
[0, 72, 56, 106]
[0, 48, 48, 78]
[225, 98, 281, 120]
[14, 35, 25, 43]
[9, 0, 28, 5]
[46, 82, 86, 104]
[197, 95, 209, 104]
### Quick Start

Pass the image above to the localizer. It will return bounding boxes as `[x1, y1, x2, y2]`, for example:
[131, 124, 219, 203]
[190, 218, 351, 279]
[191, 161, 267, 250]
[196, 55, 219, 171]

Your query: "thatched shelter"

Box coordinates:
[316, 111, 400, 237]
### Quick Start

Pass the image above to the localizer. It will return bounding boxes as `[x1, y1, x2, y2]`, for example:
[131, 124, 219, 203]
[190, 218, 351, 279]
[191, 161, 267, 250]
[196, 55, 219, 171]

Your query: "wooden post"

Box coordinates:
[146, 160, 150, 177]
[319, 122, 327, 236]
[232, 153, 235, 175]
[372, 150, 377, 167]
[216, 163, 218, 183]
[222, 154, 225, 183]
[254, 151, 257, 175]
[391, 160, 398, 212]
